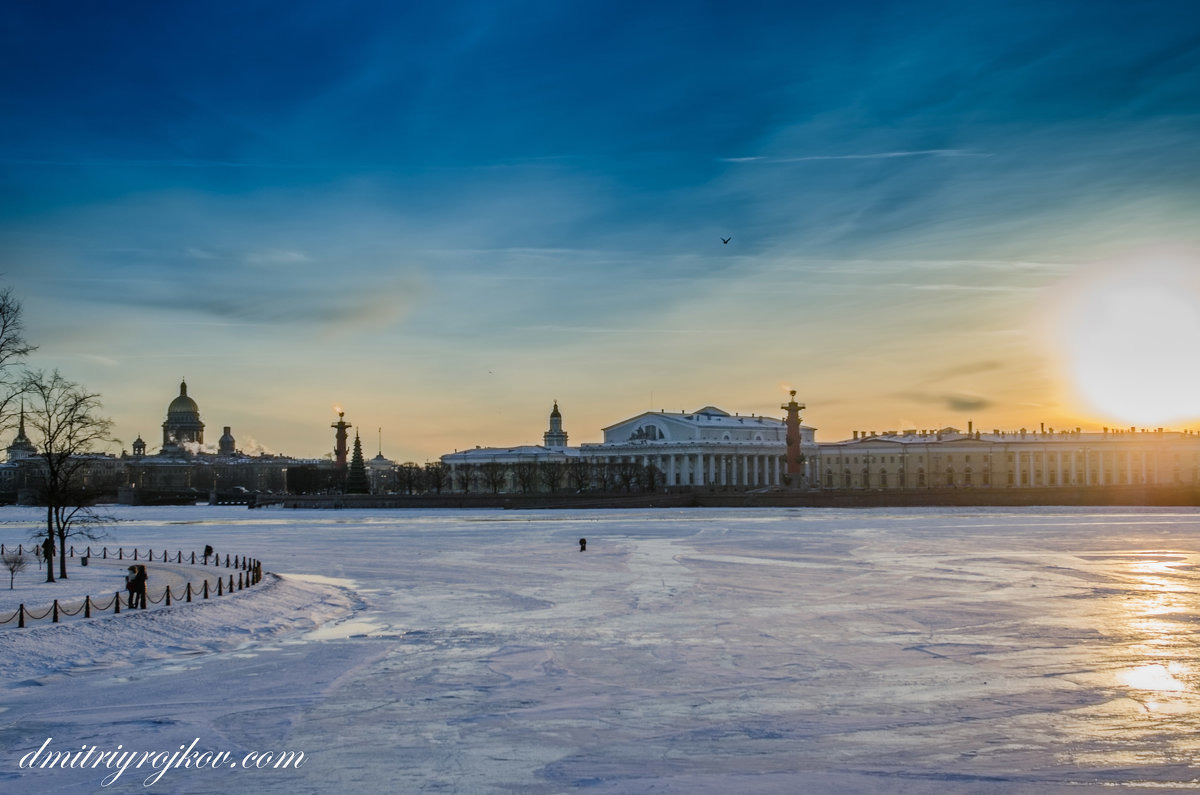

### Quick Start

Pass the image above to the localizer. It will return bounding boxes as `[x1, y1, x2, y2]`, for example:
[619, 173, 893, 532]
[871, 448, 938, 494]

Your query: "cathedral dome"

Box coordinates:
[167, 380, 200, 418]
[162, 379, 205, 449]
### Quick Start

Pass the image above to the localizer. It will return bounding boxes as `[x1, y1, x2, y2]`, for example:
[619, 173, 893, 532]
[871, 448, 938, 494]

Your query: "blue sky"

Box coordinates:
[3, 1, 1200, 459]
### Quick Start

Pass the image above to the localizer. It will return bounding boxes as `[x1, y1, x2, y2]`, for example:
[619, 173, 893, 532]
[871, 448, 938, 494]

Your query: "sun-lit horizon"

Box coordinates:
[3, 3, 1199, 461]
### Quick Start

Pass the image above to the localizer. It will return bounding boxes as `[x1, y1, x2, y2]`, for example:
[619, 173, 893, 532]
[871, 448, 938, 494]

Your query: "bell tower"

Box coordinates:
[543, 401, 568, 448]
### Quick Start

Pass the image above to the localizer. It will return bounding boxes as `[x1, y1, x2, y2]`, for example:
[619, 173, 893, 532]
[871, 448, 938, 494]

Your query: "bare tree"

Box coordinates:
[566, 459, 591, 492]
[512, 461, 539, 493]
[592, 460, 614, 492]
[538, 461, 563, 493]
[479, 461, 508, 494]
[3, 550, 27, 589]
[423, 461, 448, 494]
[397, 462, 423, 495]
[22, 370, 117, 581]
[0, 288, 34, 429]
[616, 461, 643, 492]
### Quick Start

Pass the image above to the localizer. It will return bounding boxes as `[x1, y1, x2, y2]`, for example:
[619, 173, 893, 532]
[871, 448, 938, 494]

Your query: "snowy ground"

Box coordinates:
[3, 505, 1200, 793]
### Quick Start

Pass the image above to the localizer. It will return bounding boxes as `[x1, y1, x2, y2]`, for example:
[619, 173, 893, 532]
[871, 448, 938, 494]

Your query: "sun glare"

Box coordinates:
[1052, 257, 1200, 426]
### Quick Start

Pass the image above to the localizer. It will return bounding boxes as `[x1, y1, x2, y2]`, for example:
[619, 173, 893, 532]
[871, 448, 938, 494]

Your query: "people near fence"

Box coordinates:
[203, 544, 214, 564]
[41, 537, 54, 562]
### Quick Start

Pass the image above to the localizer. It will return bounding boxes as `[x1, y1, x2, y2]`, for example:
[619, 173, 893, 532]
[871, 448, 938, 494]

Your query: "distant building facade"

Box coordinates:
[819, 425, 1200, 490]
[441, 401, 819, 493]
[580, 405, 818, 489]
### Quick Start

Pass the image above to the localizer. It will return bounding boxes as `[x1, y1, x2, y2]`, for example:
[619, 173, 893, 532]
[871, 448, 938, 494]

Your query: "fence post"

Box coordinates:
[162, 550, 167, 562]
[203, 580, 209, 599]
[103, 547, 107, 559]
[118, 548, 122, 560]
[133, 549, 138, 561]
[225, 554, 230, 568]
[177, 551, 182, 563]
[115, 592, 121, 613]
[52, 600, 59, 623]
[70, 546, 74, 558]
[217, 577, 223, 596]
[165, 586, 171, 606]
[18, 604, 24, 628]
[186, 582, 192, 603]
[228, 574, 234, 593]
[191, 551, 196, 564]
[237, 572, 243, 590]
[85, 595, 91, 619]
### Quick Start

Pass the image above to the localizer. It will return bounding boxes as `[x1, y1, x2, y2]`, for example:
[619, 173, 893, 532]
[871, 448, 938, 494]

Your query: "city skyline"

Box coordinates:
[4, 2, 1200, 461]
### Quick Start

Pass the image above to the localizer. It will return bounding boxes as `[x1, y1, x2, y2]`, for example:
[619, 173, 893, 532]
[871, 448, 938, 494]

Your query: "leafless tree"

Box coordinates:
[566, 459, 591, 492]
[397, 462, 423, 494]
[0, 288, 34, 429]
[592, 460, 614, 492]
[479, 461, 508, 494]
[538, 461, 563, 493]
[423, 461, 448, 494]
[3, 550, 27, 589]
[21, 370, 117, 581]
[512, 462, 539, 493]
[616, 461, 644, 492]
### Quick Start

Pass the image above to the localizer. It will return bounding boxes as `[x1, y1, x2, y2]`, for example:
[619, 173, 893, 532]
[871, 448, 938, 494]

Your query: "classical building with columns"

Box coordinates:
[580, 404, 819, 489]
[441, 400, 820, 493]
[819, 425, 1200, 490]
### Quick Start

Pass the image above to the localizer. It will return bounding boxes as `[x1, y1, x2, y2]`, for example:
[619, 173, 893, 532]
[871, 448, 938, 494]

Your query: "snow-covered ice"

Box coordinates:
[4, 505, 1200, 792]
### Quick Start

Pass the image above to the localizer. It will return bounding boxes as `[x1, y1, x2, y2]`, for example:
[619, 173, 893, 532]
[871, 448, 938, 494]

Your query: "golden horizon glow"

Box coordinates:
[1051, 255, 1200, 427]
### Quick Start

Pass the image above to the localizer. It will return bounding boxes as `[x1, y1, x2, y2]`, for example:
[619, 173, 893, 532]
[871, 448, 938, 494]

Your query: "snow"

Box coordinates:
[4, 505, 1200, 792]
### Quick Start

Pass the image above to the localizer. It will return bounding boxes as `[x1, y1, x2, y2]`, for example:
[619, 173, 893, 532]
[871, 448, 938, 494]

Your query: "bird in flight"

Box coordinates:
[721, 236, 731, 245]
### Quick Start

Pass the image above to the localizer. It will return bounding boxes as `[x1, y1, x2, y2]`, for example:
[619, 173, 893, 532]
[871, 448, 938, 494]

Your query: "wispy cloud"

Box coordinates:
[721, 150, 990, 164]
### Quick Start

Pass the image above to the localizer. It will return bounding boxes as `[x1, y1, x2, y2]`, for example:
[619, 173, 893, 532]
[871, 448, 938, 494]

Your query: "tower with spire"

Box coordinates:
[543, 401, 568, 448]
[6, 404, 36, 462]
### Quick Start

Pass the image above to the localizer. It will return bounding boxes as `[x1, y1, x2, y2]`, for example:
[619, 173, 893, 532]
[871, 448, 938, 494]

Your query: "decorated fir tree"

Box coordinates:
[345, 432, 370, 494]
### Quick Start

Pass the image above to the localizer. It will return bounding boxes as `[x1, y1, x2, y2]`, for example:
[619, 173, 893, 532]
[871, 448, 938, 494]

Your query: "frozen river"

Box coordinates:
[3, 505, 1200, 793]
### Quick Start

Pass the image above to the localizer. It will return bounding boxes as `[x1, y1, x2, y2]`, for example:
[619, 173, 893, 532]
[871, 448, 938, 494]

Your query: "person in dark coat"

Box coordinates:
[125, 566, 138, 608]
[133, 565, 148, 609]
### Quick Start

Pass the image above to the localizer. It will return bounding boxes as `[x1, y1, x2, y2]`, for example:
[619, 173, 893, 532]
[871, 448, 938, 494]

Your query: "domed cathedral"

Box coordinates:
[162, 379, 205, 452]
[543, 401, 569, 448]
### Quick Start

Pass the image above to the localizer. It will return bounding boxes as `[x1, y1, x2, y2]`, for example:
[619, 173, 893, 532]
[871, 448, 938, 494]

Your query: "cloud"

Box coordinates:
[244, 249, 312, 266]
[899, 391, 995, 413]
[720, 150, 990, 164]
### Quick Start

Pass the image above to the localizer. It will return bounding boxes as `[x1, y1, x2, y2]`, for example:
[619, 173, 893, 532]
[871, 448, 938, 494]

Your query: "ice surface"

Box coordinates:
[4, 505, 1200, 792]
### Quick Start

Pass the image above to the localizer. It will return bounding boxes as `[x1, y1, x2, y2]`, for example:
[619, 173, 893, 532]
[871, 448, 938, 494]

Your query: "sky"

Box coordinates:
[3, 0, 1200, 461]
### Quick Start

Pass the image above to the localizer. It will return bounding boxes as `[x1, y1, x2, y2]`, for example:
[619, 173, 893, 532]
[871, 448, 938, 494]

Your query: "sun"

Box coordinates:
[1052, 256, 1200, 427]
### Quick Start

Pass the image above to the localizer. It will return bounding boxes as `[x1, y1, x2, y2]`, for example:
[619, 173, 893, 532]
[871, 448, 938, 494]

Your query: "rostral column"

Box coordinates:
[782, 390, 805, 486]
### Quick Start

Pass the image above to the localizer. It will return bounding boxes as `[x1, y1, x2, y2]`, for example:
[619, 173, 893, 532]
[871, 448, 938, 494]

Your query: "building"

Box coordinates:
[161, 379, 205, 452]
[580, 403, 819, 489]
[442, 403, 581, 493]
[122, 381, 321, 501]
[818, 424, 1200, 490]
[441, 400, 820, 493]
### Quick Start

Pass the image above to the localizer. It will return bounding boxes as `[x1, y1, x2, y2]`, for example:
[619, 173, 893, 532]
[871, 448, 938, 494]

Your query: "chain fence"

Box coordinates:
[0, 546, 264, 629]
